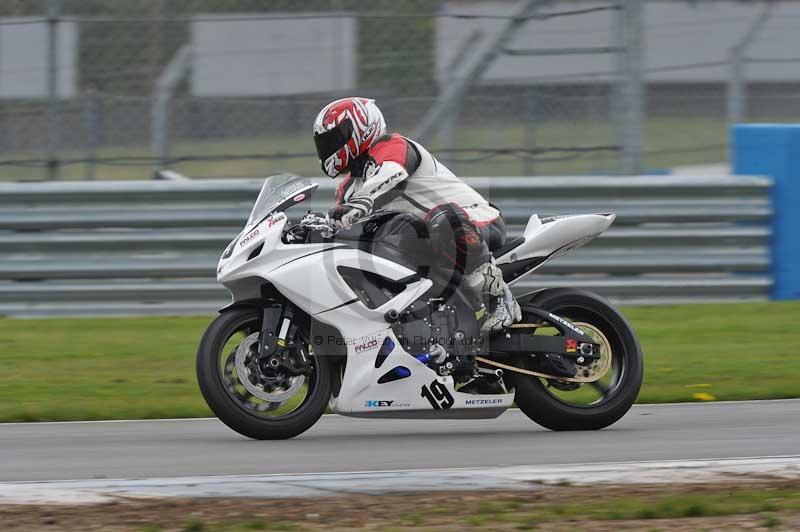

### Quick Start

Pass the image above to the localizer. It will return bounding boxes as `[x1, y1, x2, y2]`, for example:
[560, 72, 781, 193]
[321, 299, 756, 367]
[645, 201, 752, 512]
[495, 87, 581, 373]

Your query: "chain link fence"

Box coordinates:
[641, 1, 800, 173]
[0, 0, 797, 181]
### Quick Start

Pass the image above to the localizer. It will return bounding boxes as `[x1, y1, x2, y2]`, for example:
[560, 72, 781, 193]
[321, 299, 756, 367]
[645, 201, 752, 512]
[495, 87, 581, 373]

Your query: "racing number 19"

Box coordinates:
[421, 380, 454, 410]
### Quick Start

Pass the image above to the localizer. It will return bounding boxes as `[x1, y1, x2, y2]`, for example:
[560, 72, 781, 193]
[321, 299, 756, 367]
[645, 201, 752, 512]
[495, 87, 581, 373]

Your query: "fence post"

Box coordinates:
[439, 29, 482, 174]
[151, 45, 192, 176]
[617, 0, 644, 175]
[726, 4, 772, 128]
[523, 87, 537, 175]
[727, 51, 746, 127]
[46, 0, 61, 180]
[733, 124, 800, 300]
[84, 86, 99, 181]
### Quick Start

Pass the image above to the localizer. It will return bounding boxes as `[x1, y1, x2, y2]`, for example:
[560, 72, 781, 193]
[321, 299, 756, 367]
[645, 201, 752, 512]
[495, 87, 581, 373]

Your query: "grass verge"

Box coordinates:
[0, 301, 798, 422]
[1, 482, 799, 531]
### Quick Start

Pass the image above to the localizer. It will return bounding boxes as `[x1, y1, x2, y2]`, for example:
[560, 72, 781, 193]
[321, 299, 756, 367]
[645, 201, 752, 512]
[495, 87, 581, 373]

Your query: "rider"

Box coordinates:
[312, 97, 521, 332]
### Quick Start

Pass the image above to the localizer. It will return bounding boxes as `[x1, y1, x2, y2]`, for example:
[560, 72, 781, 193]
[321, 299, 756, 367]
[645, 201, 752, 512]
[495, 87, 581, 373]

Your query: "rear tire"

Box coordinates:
[504, 288, 643, 431]
[196, 307, 331, 440]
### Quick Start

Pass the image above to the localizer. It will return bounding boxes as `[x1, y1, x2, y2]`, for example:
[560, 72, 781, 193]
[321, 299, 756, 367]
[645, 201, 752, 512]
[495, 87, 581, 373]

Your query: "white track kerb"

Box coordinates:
[1, 456, 799, 505]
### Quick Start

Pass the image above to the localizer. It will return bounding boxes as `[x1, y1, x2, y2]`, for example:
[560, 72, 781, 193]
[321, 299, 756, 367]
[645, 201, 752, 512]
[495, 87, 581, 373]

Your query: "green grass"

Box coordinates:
[491, 485, 800, 524]
[0, 301, 798, 422]
[0, 315, 210, 422]
[130, 484, 800, 530]
[563, 487, 798, 522]
[626, 301, 800, 403]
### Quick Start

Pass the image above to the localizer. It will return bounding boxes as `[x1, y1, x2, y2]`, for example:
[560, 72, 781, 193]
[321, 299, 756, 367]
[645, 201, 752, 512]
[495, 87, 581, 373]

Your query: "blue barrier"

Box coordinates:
[733, 124, 800, 300]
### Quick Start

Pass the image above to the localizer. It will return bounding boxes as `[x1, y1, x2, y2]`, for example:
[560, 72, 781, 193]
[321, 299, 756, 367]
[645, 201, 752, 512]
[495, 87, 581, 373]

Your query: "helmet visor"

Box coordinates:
[313, 119, 354, 163]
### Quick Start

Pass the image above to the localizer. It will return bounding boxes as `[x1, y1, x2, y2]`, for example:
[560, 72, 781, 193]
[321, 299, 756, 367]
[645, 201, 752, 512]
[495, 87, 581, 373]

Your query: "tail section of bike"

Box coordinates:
[495, 213, 616, 284]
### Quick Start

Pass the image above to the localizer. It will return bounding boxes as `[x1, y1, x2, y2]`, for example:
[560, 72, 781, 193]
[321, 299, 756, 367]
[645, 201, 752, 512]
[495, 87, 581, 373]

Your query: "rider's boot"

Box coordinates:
[465, 260, 522, 333]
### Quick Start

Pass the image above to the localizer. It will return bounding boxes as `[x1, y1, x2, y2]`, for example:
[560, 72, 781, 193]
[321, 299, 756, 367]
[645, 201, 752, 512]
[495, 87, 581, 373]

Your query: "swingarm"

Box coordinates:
[481, 305, 603, 382]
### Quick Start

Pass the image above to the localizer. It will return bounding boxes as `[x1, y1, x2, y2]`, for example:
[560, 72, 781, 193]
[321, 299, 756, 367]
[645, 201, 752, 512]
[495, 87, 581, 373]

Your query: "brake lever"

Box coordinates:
[300, 212, 336, 239]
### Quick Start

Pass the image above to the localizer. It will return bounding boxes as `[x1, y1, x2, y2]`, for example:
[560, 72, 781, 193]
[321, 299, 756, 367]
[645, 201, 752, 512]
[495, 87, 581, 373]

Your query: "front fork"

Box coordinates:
[257, 302, 310, 376]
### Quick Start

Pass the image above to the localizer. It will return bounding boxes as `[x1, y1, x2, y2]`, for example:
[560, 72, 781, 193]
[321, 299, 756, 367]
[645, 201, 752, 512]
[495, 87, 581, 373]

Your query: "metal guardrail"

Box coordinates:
[0, 175, 772, 317]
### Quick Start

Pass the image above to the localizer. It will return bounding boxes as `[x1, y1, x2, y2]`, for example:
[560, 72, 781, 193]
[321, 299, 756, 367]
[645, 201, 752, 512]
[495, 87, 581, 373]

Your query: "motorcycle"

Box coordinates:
[196, 174, 643, 440]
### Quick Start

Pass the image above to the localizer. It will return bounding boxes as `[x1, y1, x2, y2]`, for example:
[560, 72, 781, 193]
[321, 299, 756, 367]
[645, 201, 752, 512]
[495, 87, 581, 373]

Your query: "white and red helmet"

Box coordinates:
[313, 97, 386, 177]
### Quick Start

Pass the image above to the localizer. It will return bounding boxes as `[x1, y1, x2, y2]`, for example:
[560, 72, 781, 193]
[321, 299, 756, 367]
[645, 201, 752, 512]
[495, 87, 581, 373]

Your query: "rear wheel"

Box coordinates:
[503, 288, 643, 430]
[196, 307, 331, 440]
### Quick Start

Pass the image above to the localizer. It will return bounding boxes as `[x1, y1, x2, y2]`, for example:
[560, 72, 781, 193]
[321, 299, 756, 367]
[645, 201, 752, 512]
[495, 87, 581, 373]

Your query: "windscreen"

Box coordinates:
[246, 174, 314, 227]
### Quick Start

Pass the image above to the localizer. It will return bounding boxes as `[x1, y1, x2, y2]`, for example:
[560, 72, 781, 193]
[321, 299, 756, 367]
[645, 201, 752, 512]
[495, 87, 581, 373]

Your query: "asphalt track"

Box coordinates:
[1, 400, 798, 482]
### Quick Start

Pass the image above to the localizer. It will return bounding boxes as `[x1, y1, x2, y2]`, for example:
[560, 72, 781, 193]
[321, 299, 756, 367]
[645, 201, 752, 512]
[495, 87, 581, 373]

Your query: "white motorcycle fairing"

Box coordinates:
[216, 177, 614, 418]
[495, 213, 617, 282]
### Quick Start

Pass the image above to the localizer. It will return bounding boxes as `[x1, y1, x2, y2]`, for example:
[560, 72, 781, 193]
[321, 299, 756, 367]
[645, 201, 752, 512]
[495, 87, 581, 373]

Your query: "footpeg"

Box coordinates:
[476, 366, 503, 379]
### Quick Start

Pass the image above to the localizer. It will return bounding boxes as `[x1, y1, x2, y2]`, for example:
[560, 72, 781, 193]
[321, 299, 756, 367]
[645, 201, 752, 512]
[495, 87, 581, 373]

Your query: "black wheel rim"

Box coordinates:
[529, 304, 627, 408]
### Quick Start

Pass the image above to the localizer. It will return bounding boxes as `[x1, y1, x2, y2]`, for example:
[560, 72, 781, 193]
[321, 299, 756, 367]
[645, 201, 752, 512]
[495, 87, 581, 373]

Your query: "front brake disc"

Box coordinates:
[234, 332, 304, 402]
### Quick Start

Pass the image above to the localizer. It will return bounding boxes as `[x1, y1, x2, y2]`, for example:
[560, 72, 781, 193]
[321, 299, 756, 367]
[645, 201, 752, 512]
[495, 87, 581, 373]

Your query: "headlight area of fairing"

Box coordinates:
[217, 219, 276, 280]
[217, 214, 305, 289]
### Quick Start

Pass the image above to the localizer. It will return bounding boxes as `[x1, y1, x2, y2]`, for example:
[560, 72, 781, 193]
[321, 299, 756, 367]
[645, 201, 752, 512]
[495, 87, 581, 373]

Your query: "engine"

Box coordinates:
[391, 297, 484, 377]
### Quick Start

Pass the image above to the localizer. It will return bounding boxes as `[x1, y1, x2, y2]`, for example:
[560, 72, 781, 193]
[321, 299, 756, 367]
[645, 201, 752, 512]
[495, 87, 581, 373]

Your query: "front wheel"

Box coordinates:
[196, 307, 331, 440]
[504, 288, 643, 431]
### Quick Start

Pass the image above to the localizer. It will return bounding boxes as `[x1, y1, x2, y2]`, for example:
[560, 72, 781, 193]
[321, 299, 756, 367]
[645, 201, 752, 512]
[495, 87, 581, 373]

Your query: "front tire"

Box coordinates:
[504, 288, 643, 431]
[196, 307, 331, 440]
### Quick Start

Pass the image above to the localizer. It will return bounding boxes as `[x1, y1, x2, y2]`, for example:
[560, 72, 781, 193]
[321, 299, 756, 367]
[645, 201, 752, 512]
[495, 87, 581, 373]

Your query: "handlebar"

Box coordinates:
[283, 211, 334, 243]
[284, 208, 407, 244]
